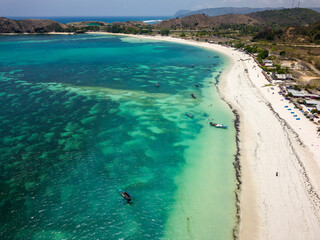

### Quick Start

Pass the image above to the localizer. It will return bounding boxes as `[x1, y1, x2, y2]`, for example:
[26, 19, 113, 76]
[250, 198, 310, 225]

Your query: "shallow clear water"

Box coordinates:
[0, 34, 236, 239]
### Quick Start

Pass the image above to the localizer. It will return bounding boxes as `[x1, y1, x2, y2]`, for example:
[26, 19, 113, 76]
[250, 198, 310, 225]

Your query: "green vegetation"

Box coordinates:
[160, 29, 170, 36]
[252, 26, 284, 41]
[280, 50, 285, 56]
[81, 25, 101, 32]
[274, 64, 289, 74]
[315, 57, 320, 70]
[195, 30, 211, 37]
[213, 23, 262, 36]
[257, 50, 269, 60]
[234, 41, 245, 48]
[308, 22, 320, 44]
[100, 24, 152, 34]
[294, 85, 302, 91]
[245, 45, 259, 53]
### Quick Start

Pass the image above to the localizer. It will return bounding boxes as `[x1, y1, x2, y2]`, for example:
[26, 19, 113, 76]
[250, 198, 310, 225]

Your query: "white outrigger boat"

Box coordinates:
[210, 122, 227, 129]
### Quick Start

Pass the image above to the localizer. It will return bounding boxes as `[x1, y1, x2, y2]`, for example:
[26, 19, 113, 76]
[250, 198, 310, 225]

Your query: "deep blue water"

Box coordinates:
[5, 16, 169, 24]
[0, 34, 236, 239]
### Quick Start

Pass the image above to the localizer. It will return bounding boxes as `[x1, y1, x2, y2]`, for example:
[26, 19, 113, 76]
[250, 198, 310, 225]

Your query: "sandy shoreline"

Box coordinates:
[95, 33, 320, 239]
[218, 46, 320, 240]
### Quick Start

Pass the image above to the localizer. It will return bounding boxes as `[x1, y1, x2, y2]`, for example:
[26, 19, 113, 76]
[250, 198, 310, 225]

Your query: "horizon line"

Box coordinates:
[3, 15, 171, 17]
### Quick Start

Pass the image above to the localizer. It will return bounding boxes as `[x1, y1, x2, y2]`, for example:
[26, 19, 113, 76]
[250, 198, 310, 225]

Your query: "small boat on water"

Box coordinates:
[193, 83, 200, 87]
[156, 83, 160, 87]
[191, 94, 196, 99]
[186, 112, 194, 118]
[118, 189, 134, 204]
[210, 122, 227, 129]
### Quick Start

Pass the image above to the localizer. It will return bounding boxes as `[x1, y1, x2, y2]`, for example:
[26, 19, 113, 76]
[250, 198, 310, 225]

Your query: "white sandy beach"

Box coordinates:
[108, 34, 320, 239]
[218, 47, 320, 240]
[90, 32, 320, 239]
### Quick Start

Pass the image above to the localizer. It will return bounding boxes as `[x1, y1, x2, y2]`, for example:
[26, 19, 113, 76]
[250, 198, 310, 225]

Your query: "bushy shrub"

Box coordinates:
[234, 41, 244, 48]
[293, 85, 301, 91]
[258, 49, 269, 59]
[280, 50, 286, 56]
[160, 29, 169, 36]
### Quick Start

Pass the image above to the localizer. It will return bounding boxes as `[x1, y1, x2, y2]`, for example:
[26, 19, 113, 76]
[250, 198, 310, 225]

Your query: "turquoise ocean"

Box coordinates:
[0, 34, 237, 239]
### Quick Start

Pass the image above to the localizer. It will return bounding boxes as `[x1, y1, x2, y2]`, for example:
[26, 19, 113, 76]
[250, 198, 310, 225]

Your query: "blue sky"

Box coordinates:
[1, 0, 320, 16]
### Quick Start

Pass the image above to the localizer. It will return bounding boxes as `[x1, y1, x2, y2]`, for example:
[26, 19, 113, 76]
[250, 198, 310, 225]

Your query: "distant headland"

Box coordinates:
[0, 17, 149, 34]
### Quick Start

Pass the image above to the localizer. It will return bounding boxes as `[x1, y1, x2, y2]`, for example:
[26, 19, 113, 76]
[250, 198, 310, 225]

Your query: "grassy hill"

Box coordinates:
[280, 22, 320, 43]
[248, 8, 320, 26]
[155, 14, 259, 29]
[157, 8, 320, 31]
[0, 17, 69, 33]
[173, 7, 283, 18]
